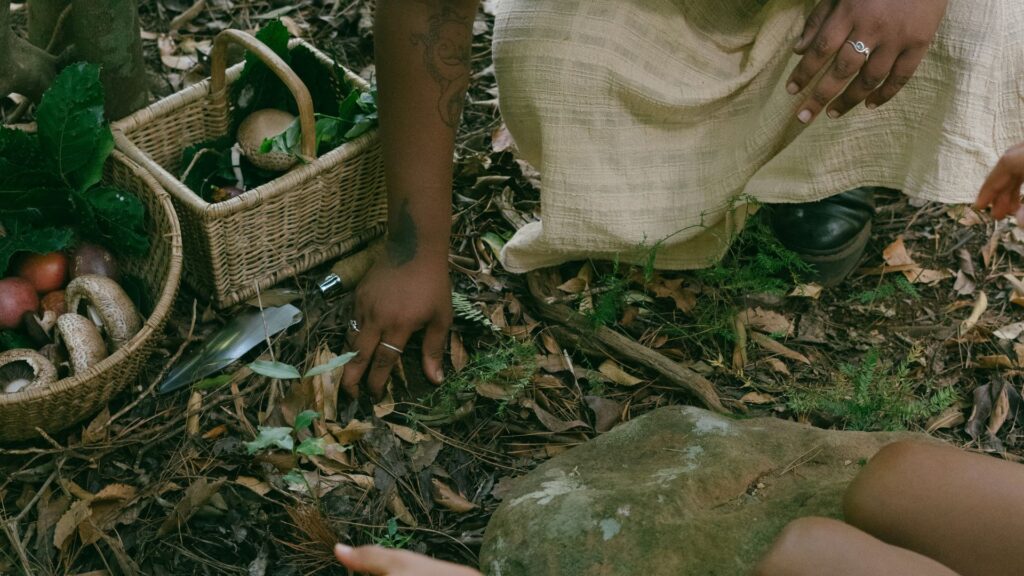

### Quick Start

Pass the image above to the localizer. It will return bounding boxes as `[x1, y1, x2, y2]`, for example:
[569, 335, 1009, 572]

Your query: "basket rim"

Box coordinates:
[112, 38, 378, 219]
[0, 149, 184, 408]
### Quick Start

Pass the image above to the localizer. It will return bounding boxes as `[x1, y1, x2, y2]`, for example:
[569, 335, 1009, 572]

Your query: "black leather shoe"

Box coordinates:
[769, 188, 877, 287]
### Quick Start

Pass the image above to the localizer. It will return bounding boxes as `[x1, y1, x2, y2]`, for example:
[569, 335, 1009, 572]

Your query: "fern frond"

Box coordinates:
[452, 291, 499, 331]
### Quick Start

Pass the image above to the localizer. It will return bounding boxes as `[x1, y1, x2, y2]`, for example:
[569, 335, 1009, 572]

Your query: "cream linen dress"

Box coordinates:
[491, 0, 1024, 272]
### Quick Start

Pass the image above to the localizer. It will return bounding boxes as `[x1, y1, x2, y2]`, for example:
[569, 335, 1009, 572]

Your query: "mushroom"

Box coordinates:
[0, 349, 57, 394]
[22, 310, 58, 346]
[237, 108, 299, 172]
[65, 275, 142, 351]
[55, 313, 108, 374]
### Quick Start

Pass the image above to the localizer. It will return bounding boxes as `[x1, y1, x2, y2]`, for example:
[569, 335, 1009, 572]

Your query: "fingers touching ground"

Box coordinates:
[976, 145, 1024, 221]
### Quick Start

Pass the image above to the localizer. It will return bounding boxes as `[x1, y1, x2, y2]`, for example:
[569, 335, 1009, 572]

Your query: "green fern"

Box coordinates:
[452, 291, 499, 331]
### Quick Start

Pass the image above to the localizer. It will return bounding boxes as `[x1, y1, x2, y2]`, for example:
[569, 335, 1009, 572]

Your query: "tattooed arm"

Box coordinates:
[342, 0, 480, 399]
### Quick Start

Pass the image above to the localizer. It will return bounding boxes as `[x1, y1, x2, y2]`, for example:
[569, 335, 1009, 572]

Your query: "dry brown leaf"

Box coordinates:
[598, 359, 643, 387]
[982, 227, 1001, 268]
[186, 390, 203, 437]
[584, 396, 622, 433]
[883, 237, 915, 267]
[327, 420, 375, 445]
[976, 355, 1014, 369]
[386, 422, 426, 444]
[926, 405, 965, 433]
[202, 424, 228, 440]
[741, 307, 794, 336]
[387, 493, 418, 527]
[450, 331, 468, 373]
[342, 474, 376, 491]
[903, 268, 954, 285]
[431, 479, 477, 513]
[523, 399, 589, 433]
[989, 385, 1011, 436]
[374, 388, 396, 418]
[311, 345, 341, 424]
[81, 406, 110, 444]
[491, 123, 516, 153]
[993, 322, 1024, 341]
[750, 332, 810, 364]
[538, 353, 571, 373]
[789, 283, 823, 299]
[35, 489, 69, 552]
[53, 500, 91, 550]
[556, 277, 588, 294]
[763, 358, 791, 376]
[234, 476, 272, 497]
[475, 380, 514, 401]
[79, 484, 138, 546]
[1014, 343, 1024, 367]
[157, 478, 226, 537]
[740, 392, 777, 405]
[959, 291, 988, 336]
[648, 276, 697, 313]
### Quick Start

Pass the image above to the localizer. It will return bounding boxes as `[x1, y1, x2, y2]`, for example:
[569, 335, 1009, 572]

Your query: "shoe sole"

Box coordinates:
[795, 221, 872, 288]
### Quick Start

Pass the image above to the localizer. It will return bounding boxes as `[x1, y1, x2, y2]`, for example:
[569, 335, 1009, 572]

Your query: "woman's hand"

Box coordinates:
[786, 0, 949, 123]
[342, 254, 452, 400]
[975, 144, 1024, 223]
[334, 544, 481, 576]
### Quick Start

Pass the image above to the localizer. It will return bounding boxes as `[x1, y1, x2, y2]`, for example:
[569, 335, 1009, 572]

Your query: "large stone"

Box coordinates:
[482, 406, 925, 576]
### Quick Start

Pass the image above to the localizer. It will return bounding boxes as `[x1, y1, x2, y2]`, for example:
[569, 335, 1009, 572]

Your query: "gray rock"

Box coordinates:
[482, 406, 923, 576]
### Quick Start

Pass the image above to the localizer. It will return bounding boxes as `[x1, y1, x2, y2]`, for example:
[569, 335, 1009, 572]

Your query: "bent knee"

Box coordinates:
[754, 517, 848, 576]
[843, 441, 936, 523]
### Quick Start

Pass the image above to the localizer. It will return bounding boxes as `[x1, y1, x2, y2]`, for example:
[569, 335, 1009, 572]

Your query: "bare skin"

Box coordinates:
[334, 544, 481, 576]
[974, 142, 1024, 223]
[787, 0, 949, 123]
[342, 0, 482, 400]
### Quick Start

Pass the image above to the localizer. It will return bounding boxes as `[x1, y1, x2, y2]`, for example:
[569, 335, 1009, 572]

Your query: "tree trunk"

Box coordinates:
[68, 0, 147, 119]
[27, 0, 69, 49]
[0, 0, 57, 100]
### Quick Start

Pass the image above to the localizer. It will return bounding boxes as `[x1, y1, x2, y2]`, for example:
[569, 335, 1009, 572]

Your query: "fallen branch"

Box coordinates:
[527, 271, 728, 413]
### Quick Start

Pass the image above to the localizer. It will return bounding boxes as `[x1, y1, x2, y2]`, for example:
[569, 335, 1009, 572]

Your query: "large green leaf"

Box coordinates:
[72, 186, 149, 258]
[0, 127, 61, 192]
[248, 359, 301, 380]
[245, 426, 294, 454]
[36, 63, 114, 192]
[231, 20, 292, 131]
[0, 225, 74, 276]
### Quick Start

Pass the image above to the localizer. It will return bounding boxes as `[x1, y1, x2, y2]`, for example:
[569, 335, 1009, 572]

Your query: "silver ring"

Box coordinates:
[378, 341, 403, 354]
[349, 319, 360, 333]
[848, 40, 870, 59]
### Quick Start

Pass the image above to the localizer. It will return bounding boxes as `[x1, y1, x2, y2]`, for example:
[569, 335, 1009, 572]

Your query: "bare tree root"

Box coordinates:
[0, 0, 57, 100]
[526, 270, 729, 414]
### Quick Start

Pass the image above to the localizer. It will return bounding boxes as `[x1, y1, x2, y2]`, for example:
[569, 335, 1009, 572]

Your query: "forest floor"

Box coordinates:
[3, 1, 1024, 574]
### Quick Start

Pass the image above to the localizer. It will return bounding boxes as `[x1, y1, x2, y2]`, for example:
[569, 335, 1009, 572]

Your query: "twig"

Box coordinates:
[527, 271, 727, 413]
[169, 0, 206, 33]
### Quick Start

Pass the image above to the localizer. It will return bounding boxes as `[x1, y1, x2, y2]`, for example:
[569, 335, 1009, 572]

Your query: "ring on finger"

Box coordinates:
[349, 319, 360, 333]
[378, 341, 403, 354]
[847, 40, 871, 60]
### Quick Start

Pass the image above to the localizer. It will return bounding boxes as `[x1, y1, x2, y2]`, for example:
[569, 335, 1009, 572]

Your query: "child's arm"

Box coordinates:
[975, 143, 1024, 221]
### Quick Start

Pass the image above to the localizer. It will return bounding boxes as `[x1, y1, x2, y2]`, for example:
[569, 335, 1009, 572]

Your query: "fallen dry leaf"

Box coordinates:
[975, 355, 1013, 370]
[740, 392, 777, 405]
[327, 420, 376, 445]
[53, 500, 91, 550]
[157, 478, 226, 537]
[450, 331, 469, 373]
[234, 476, 272, 497]
[959, 291, 988, 336]
[387, 493, 418, 527]
[431, 479, 477, 513]
[523, 399, 589, 433]
[993, 322, 1024, 341]
[584, 396, 623, 433]
[750, 332, 810, 364]
[647, 276, 697, 313]
[883, 237, 915, 267]
[741, 307, 794, 337]
[762, 357, 791, 376]
[789, 283, 823, 299]
[926, 405, 965, 434]
[598, 359, 643, 387]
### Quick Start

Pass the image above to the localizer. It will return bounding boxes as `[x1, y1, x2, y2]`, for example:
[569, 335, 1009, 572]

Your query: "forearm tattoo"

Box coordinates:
[387, 198, 419, 265]
[412, 1, 473, 129]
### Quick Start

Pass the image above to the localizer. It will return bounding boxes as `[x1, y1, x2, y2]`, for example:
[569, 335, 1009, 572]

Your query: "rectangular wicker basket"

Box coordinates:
[112, 30, 387, 308]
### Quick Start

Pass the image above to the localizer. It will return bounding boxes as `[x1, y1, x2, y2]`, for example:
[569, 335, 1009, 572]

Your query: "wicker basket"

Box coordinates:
[0, 150, 183, 443]
[112, 30, 387, 308]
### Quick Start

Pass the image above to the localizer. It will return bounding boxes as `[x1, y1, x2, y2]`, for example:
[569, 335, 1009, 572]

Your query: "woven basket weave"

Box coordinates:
[0, 150, 183, 443]
[113, 30, 387, 308]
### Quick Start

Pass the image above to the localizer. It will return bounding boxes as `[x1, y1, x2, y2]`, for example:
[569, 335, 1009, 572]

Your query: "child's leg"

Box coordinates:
[844, 440, 1024, 576]
[754, 517, 960, 576]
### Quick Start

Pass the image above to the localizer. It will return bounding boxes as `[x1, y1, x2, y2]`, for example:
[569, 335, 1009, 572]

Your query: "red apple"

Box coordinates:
[17, 252, 68, 293]
[0, 278, 39, 329]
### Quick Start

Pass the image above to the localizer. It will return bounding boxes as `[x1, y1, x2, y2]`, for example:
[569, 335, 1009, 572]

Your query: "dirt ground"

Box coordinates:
[3, 1, 1024, 574]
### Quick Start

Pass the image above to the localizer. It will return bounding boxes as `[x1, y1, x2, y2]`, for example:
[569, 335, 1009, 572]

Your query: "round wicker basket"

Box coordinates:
[0, 150, 183, 443]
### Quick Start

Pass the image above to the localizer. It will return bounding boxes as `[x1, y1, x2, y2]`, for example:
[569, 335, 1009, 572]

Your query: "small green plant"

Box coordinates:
[851, 275, 920, 305]
[787, 347, 956, 431]
[368, 518, 413, 549]
[420, 340, 536, 418]
[246, 410, 332, 487]
[452, 291, 499, 331]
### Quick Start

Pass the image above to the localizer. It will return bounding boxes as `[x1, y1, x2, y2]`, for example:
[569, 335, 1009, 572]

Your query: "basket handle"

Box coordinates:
[210, 29, 317, 160]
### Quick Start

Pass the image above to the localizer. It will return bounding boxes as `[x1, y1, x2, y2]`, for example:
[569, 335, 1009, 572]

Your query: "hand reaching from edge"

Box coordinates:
[335, 545, 481, 576]
[975, 143, 1024, 223]
[341, 254, 452, 401]
[787, 0, 949, 123]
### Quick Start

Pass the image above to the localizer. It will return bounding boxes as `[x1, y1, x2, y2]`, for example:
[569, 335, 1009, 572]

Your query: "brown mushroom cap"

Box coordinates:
[55, 313, 109, 374]
[237, 109, 300, 172]
[0, 349, 57, 394]
[65, 275, 143, 351]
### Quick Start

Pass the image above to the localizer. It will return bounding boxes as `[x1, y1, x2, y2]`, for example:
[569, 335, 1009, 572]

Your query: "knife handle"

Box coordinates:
[321, 240, 386, 294]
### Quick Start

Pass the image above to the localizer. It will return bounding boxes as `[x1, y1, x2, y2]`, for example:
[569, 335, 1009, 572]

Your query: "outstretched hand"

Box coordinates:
[975, 144, 1024, 223]
[787, 0, 948, 123]
[335, 545, 481, 576]
[341, 255, 452, 401]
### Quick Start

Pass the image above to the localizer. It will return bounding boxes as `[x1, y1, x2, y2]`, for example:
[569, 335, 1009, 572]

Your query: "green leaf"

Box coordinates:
[0, 225, 74, 276]
[231, 20, 292, 130]
[293, 410, 320, 432]
[0, 330, 34, 352]
[289, 44, 343, 116]
[36, 63, 114, 192]
[248, 360, 301, 379]
[295, 437, 326, 457]
[72, 186, 149, 258]
[0, 127, 63, 192]
[245, 426, 294, 454]
[193, 374, 233, 390]
[282, 468, 306, 486]
[303, 352, 357, 378]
